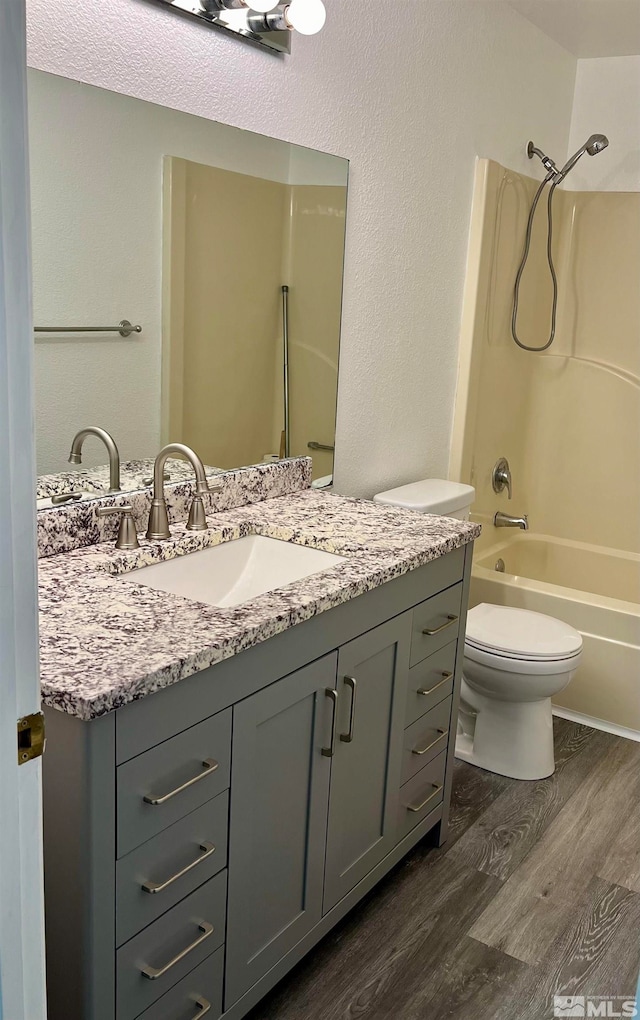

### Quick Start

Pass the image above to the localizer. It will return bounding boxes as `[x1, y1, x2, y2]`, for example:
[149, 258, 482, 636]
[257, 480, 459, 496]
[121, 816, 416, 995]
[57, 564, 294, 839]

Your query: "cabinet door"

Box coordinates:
[225, 653, 337, 1008]
[323, 614, 411, 913]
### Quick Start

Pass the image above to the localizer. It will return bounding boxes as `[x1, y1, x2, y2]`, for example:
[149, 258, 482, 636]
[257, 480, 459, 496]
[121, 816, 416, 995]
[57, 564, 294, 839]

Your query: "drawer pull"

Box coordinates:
[141, 842, 216, 894]
[143, 759, 219, 806]
[191, 996, 211, 1017]
[417, 671, 454, 696]
[412, 729, 447, 756]
[406, 783, 443, 813]
[422, 614, 458, 637]
[322, 688, 339, 757]
[140, 920, 214, 980]
[340, 676, 357, 743]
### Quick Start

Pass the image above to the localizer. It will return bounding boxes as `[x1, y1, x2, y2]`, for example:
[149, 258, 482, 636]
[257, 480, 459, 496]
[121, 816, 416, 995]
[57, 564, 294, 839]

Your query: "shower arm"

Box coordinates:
[527, 142, 559, 177]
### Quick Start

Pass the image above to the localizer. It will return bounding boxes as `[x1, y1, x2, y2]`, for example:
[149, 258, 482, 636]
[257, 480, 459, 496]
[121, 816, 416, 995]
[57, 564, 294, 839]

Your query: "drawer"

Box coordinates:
[116, 792, 229, 947]
[405, 641, 457, 727]
[117, 870, 226, 1020]
[117, 710, 231, 857]
[401, 697, 451, 785]
[397, 750, 447, 843]
[410, 583, 463, 666]
[134, 948, 224, 1020]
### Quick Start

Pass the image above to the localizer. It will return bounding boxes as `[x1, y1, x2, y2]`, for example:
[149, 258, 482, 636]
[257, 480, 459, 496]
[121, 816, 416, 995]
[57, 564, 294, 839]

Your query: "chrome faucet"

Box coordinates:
[68, 426, 121, 492]
[494, 511, 528, 531]
[146, 443, 221, 541]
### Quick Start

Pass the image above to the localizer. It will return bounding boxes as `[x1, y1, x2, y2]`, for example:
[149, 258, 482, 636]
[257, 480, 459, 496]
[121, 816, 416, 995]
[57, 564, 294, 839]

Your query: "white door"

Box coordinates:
[0, 0, 47, 1017]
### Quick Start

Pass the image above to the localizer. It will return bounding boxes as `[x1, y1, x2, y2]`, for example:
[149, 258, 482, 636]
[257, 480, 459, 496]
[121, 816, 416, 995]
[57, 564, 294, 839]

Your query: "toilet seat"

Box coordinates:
[463, 641, 582, 676]
[465, 603, 582, 663]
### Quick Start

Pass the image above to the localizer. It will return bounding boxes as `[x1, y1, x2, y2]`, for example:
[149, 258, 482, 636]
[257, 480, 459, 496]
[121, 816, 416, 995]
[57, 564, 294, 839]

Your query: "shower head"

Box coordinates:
[558, 133, 609, 180]
[585, 133, 609, 155]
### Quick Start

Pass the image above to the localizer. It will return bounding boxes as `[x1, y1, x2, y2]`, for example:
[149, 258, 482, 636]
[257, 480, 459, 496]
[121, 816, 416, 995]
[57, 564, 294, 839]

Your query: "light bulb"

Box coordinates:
[285, 0, 326, 35]
[246, 0, 280, 11]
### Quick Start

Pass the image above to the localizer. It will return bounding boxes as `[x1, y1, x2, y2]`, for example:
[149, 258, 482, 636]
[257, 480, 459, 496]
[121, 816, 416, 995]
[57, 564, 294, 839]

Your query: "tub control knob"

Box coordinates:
[492, 458, 512, 500]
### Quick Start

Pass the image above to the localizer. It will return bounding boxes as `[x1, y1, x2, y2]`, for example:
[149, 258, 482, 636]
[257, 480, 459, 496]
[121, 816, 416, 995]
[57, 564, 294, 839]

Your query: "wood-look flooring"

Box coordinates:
[247, 720, 640, 1020]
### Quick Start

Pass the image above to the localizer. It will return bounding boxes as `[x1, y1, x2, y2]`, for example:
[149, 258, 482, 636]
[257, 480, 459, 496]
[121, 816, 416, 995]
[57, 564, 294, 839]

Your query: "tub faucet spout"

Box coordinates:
[494, 511, 528, 531]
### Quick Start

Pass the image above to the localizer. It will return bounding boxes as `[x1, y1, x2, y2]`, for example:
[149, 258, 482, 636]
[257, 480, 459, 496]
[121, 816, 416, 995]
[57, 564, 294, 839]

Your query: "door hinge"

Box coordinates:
[17, 712, 46, 765]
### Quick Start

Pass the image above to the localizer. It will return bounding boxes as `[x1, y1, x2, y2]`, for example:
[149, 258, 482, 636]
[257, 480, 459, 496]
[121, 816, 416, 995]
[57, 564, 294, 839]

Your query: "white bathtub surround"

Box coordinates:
[472, 531, 640, 734]
[452, 155, 640, 733]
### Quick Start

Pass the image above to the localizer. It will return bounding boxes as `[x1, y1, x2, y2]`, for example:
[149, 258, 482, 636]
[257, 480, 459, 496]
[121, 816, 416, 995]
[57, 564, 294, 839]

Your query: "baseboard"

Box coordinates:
[552, 706, 640, 744]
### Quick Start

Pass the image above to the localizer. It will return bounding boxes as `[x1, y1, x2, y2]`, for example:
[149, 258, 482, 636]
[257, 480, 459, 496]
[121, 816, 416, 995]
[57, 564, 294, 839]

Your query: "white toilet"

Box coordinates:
[373, 479, 583, 781]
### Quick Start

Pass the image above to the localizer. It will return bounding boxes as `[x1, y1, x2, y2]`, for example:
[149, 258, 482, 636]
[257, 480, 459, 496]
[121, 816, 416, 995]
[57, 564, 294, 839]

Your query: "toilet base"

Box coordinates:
[454, 683, 556, 781]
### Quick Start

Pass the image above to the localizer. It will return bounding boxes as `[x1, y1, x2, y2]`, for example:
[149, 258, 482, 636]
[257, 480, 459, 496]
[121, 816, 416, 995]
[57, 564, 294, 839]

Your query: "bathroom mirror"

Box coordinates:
[29, 69, 348, 504]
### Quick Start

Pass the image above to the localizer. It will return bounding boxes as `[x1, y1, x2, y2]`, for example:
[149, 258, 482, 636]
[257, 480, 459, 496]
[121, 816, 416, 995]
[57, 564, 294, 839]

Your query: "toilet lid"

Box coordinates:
[465, 604, 582, 661]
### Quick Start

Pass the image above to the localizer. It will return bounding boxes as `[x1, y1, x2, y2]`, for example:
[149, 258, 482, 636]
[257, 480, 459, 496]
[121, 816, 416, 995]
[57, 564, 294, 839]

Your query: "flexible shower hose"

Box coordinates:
[511, 174, 559, 352]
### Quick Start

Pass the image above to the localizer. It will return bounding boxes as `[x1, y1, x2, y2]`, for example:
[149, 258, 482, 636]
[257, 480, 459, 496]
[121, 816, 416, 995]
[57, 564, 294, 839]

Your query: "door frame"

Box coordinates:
[0, 0, 47, 1016]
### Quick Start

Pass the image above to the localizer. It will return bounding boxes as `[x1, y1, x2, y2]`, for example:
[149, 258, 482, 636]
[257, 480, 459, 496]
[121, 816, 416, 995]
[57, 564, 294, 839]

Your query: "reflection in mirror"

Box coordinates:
[28, 69, 348, 505]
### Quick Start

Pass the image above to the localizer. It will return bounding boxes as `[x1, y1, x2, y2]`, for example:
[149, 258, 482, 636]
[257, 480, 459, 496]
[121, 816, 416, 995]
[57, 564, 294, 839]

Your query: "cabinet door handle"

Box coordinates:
[140, 920, 214, 980]
[143, 759, 219, 806]
[412, 729, 447, 756]
[422, 612, 457, 636]
[406, 783, 443, 813]
[141, 842, 216, 894]
[422, 614, 458, 636]
[340, 676, 357, 743]
[190, 996, 211, 1017]
[417, 671, 454, 696]
[322, 688, 339, 757]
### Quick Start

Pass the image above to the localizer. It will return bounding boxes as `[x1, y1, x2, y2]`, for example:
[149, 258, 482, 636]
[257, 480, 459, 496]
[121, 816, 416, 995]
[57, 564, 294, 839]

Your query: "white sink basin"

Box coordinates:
[128, 534, 345, 609]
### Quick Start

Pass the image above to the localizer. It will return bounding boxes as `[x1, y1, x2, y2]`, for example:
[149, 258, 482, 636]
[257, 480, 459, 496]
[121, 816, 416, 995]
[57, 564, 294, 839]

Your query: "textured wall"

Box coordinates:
[568, 56, 640, 192]
[26, 0, 576, 496]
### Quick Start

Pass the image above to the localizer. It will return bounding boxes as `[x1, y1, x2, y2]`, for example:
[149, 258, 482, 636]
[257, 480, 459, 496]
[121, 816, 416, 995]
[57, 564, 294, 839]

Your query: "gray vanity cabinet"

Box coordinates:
[225, 654, 335, 1006]
[43, 543, 473, 1020]
[323, 614, 411, 912]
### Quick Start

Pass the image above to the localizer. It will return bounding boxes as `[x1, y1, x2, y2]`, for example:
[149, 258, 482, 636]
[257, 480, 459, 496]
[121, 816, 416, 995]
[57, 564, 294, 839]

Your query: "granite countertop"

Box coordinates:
[39, 490, 480, 721]
[36, 457, 223, 500]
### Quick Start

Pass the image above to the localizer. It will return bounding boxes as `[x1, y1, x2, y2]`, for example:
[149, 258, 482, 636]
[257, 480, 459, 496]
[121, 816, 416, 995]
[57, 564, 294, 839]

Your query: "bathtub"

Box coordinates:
[470, 531, 640, 735]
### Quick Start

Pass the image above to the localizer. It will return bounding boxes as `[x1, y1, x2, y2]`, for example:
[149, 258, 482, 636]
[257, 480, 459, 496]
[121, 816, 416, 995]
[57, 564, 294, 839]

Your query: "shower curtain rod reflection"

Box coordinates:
[281, 285, 290, 459]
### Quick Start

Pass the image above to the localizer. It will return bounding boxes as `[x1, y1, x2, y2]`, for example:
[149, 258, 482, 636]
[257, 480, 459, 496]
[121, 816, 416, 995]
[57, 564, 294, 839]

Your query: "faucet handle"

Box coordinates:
[186, 495, 208, 532]
[187, 476, 225, 531]
[492, 457, 512, 500]
[96, 504, 140, 550]
[197, 476, 223, 495]
[143, 472, 170, 487]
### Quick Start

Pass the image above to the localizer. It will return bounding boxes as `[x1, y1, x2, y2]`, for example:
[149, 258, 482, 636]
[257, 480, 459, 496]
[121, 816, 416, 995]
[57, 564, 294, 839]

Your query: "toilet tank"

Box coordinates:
[373, 479, 476, 520]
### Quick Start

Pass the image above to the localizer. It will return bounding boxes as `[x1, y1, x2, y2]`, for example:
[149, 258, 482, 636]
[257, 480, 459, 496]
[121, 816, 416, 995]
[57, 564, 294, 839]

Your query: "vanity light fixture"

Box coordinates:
[201, 0, 280, 12]
[249, 0, 326, 35]
[151, 0, 326, 54]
